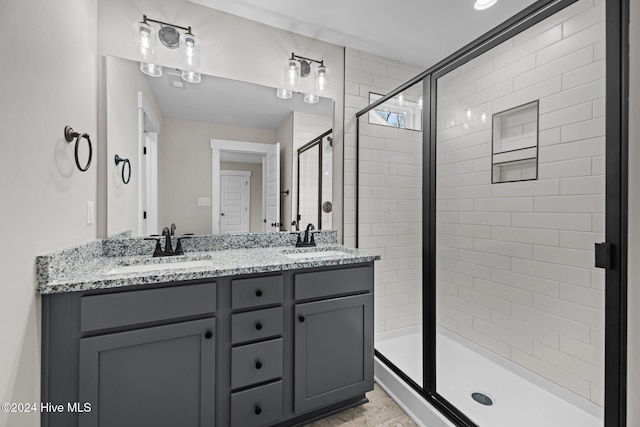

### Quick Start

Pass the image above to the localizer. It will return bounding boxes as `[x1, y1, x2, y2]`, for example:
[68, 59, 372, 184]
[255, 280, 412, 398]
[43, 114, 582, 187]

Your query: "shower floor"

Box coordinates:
[375, 327, 602, 427]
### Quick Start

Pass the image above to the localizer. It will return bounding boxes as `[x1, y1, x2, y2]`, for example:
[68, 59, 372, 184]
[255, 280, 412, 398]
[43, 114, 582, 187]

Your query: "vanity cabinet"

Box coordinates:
[78, 319, 216, 427]
[293, 267, 374, 414]
[42, 282, 217, 427]
[294, 294, 373, 413]
[41, 263, 374, 427]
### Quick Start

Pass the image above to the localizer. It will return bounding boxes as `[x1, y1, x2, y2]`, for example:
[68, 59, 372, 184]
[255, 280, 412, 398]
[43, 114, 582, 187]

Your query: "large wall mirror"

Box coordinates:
[105, 56, 333, 237]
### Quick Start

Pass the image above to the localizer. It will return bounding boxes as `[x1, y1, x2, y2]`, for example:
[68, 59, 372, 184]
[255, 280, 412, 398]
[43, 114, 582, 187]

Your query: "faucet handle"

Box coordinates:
[144, 237, 163, 257]
[174, 236, 192, 256]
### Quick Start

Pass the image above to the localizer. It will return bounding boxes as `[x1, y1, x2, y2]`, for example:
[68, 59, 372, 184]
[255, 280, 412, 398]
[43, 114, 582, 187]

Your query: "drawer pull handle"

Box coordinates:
[254, 406, 262, 415]
[255, 322, 263, 330]
[299, 315, 305, 323]
[255, 360, 263, 369]
[204, 331, 213, 339]
[255, 289, 263, 297]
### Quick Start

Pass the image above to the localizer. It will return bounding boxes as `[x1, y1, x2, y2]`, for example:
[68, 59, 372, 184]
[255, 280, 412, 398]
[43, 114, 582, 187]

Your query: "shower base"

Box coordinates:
[375, 327, 603, 427]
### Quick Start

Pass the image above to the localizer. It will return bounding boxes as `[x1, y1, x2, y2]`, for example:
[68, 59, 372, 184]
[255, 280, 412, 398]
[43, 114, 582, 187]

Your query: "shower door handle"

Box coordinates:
[594, 242, 614, 269]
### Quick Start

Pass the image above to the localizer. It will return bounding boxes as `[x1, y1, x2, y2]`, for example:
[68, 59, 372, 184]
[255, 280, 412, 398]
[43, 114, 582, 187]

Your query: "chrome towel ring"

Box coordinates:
[64, 126, 92, 172]
[114, 155, 132, 184]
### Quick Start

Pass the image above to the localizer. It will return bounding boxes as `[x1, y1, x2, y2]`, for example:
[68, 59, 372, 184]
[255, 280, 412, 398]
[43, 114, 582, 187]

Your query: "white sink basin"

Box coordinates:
[106, 259, 214, 275]
[283, 250, 350, 259]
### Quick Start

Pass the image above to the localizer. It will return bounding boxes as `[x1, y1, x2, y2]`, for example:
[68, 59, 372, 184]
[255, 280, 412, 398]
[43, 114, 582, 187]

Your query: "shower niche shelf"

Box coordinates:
[491, 100, 539, 184]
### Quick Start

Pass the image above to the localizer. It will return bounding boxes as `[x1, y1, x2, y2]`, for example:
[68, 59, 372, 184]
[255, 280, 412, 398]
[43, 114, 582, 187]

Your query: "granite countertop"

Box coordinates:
[37, 244, 380, 295]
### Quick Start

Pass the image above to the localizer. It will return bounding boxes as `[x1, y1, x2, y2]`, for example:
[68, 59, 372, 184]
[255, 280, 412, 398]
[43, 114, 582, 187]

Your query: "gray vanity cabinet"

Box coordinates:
[78, 319, 216, 427]
[292, 266, 374, 415]
[42, 263, 375, 427]
[42, 281, 217, 427]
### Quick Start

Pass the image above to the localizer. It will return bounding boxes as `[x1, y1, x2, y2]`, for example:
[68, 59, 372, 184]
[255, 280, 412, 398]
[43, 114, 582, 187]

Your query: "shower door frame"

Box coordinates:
[296, 128, 333, 230]
[355, 0, 629, 426]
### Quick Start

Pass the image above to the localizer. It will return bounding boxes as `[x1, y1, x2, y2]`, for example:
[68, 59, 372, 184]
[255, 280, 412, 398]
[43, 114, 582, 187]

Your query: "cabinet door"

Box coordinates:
[79, 318, 215, 427]
[294, 293, 373, 414]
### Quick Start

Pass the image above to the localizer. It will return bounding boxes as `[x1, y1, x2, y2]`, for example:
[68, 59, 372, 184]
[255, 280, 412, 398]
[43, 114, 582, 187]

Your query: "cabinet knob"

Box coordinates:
[255, 360, 263, 370]
[255, 289, 263, 297]
[299, 315, 306, 323]
[255, 322, 263, 330]
[254, 406, 262, 415]
[204, 330, 213, 339]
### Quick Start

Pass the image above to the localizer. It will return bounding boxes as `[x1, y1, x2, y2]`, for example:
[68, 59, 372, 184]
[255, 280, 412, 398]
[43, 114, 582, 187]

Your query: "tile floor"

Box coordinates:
[303, 383, 418, 427]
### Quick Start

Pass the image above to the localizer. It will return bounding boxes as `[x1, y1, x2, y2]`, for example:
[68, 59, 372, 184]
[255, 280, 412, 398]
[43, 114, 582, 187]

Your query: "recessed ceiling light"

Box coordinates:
[474, 0, 498, 10]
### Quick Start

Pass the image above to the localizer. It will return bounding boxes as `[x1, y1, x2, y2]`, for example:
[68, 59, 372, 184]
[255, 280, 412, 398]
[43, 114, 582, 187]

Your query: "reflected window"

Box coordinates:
[368, 92, 422, 131]
[373, 109, 407, 128]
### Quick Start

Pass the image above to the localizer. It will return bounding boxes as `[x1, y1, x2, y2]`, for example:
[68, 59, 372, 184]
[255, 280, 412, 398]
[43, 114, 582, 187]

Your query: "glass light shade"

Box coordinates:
[303, 93, 319, 104]
[181, 70, 201, 84]
[140, 62, 162, 77]
[314, 65, 329, 94]
[286, 58, 300, 87]
[398, 93, 405, 106]
[474, 0, 498, 10]
[180, 32, 200, 70]
[277, 88, 292, 99]
[134, 21, 156, 61]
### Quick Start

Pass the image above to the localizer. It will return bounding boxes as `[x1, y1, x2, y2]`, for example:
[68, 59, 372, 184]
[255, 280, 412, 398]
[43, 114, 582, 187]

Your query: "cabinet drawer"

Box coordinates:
[232, 275, 283, 310]
[294, 265, 373, 301]
[81, 283, 216, 332]
[231, 338, 283, 389]
[232, 307, 283, 345]
[231, 381, 283, 427]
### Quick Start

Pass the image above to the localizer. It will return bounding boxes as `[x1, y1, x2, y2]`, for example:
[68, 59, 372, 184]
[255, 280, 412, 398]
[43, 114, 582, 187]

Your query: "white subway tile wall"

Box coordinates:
[345, 49, 424, 342]
[436, 0, 604, 405]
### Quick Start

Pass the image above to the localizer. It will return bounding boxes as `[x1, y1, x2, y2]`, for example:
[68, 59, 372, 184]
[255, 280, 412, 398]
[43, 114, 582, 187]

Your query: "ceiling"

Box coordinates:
[145, 69, 333, 130]
[188, 0, 538, 68]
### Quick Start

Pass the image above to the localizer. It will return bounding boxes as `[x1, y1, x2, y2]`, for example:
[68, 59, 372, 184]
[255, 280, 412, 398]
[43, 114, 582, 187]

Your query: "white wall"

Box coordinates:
[161, 117, 275, 235]
[627, 0, 639, 423]
[105, 56, 163, 237]
[97, 0, 345, 239]
[435, 0, 605, 405]
[0, 0, 97, 425]
[220, 162, 263, 232]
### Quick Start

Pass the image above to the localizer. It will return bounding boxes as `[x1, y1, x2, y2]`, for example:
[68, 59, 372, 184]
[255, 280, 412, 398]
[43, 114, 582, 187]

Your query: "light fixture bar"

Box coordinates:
[290, 52, 324, 67]
[142, 15, 192, 34]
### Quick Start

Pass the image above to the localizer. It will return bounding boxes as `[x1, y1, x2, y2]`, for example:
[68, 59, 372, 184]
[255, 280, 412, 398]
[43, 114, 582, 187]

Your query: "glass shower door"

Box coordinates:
[434, 0, 606, 425]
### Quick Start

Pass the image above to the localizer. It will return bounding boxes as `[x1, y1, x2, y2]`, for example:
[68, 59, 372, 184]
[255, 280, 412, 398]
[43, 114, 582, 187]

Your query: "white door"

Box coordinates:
[139, 132, 158, 236]
[145, 133, 158, 235]
[220, 171, 251, 233]
[264, 143, 280, 232]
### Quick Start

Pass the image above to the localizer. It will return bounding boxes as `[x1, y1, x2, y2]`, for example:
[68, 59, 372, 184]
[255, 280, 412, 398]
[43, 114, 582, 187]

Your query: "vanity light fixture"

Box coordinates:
[314, 64, 329, 93]
[304, 93, 319, 104]
[474, 0, 498, 10]
[134, 15, 201, 83]
[276, 88, 293, 99]
[278, 52, 329, 103]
